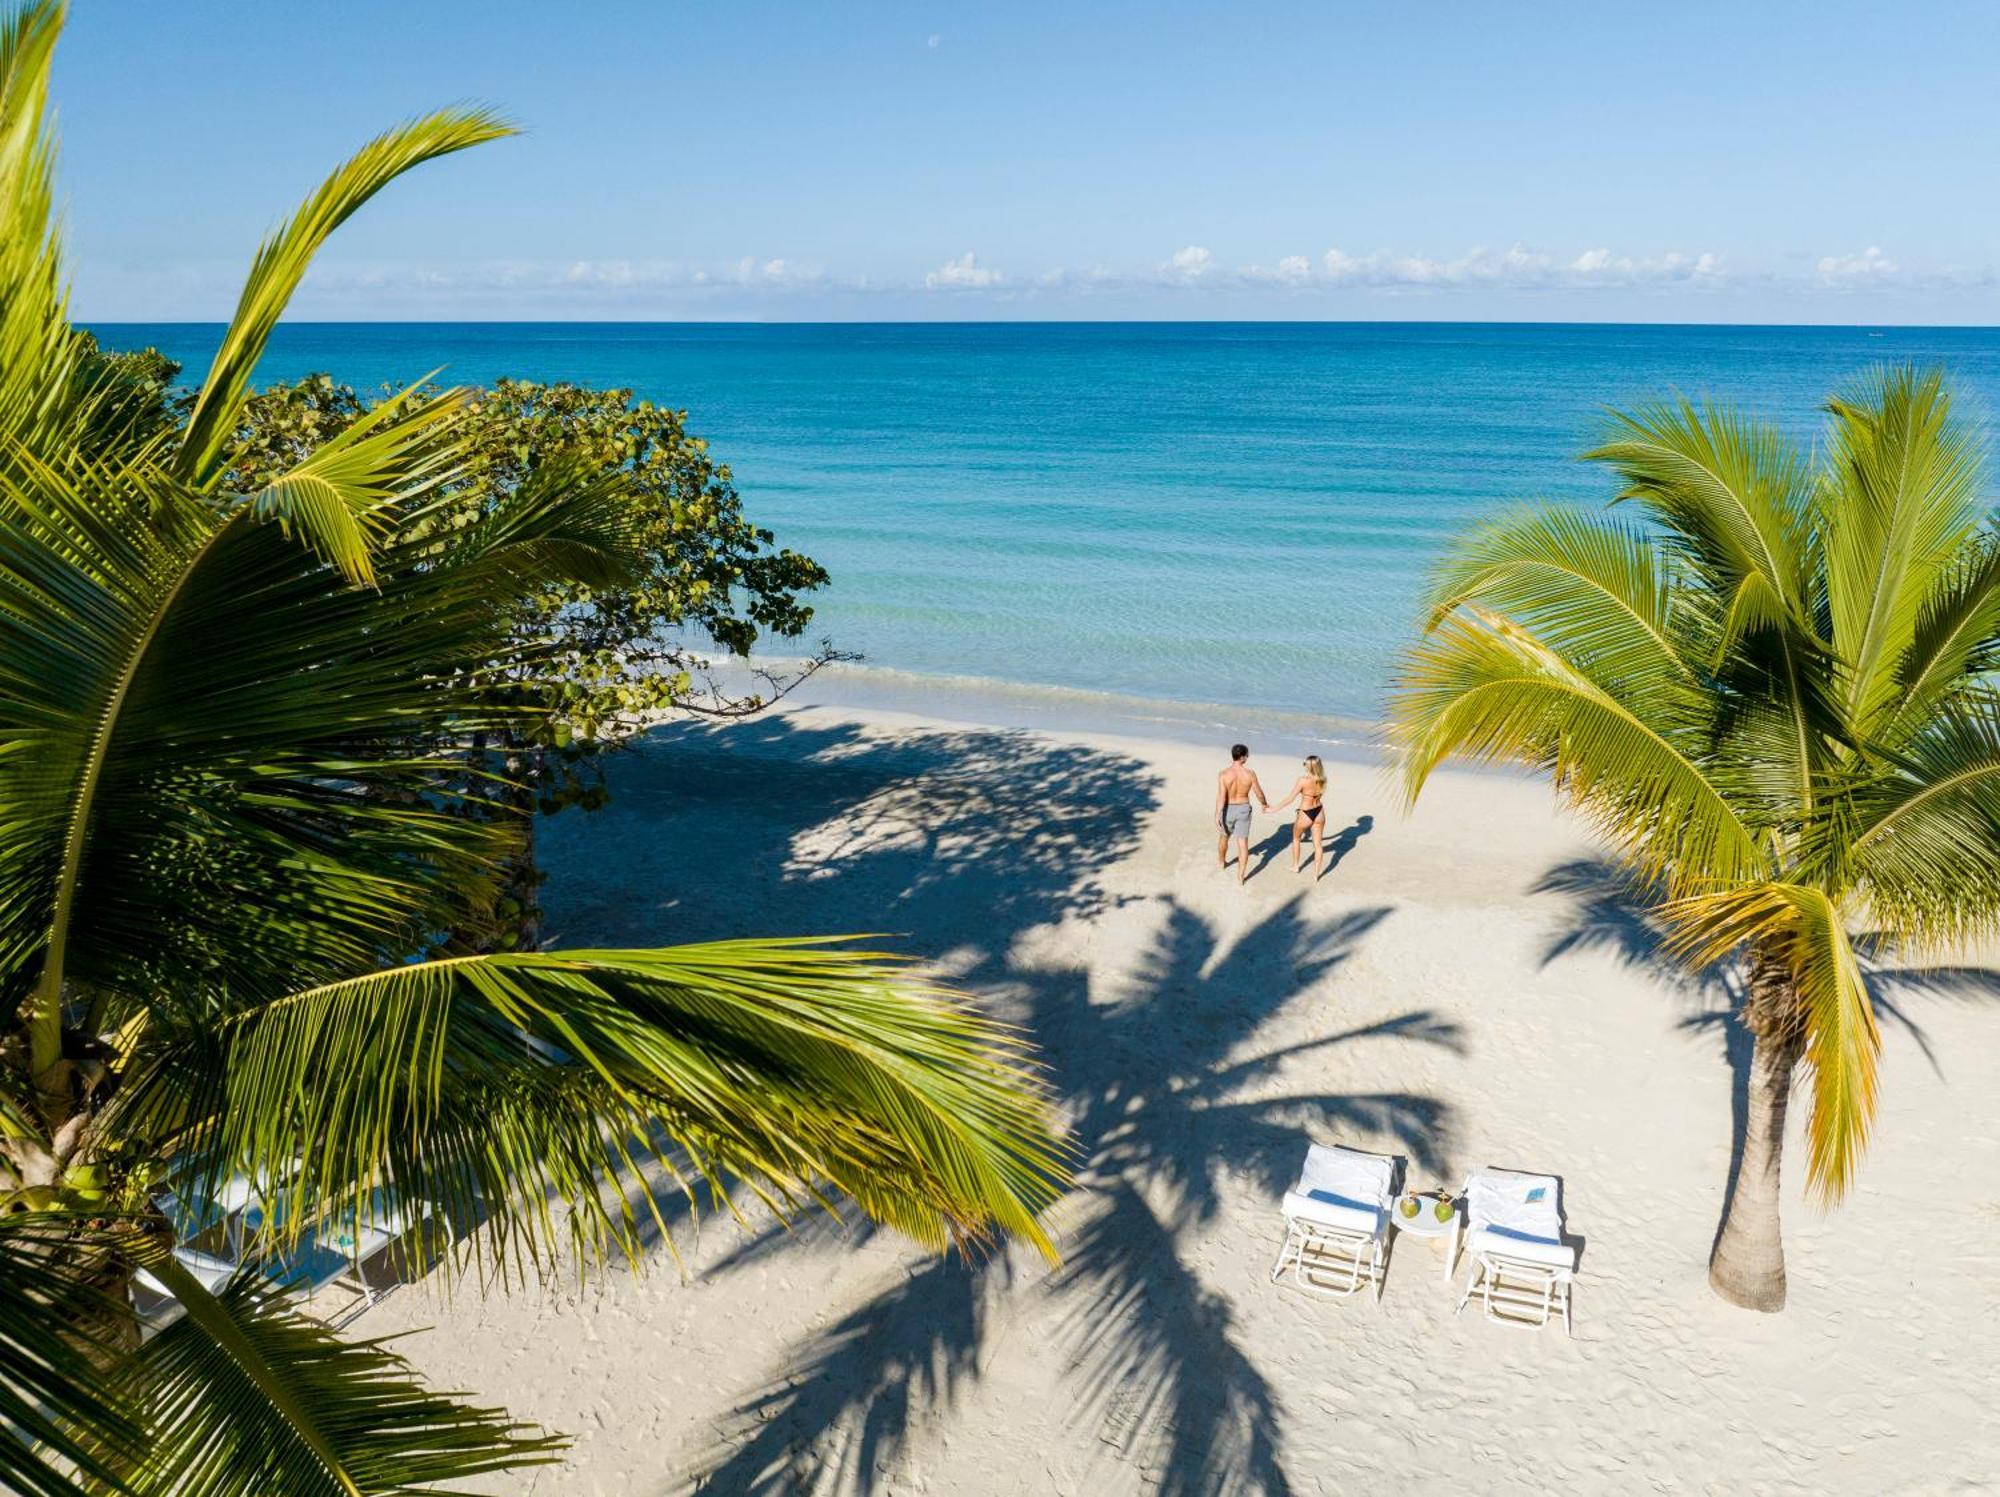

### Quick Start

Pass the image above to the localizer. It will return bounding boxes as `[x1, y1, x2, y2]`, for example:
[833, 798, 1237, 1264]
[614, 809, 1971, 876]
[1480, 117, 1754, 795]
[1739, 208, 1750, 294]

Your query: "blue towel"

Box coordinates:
[1485, 1223, 1561, 1247]
[1304, 1188, 1377, 1214]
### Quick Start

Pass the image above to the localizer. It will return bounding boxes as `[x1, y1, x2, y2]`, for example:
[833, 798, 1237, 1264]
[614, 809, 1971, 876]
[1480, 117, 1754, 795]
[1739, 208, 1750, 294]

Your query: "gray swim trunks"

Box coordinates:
[1220, 802, 1252, 838]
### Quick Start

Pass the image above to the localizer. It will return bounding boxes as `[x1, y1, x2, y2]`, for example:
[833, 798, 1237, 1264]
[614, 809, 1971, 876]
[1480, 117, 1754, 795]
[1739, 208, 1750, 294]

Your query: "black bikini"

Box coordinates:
[1301, 803, 1324, 823]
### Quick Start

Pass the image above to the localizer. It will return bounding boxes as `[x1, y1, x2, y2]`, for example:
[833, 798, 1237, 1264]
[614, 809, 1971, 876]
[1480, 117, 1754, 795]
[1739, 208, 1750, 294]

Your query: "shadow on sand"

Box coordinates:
[1531, 856, 2000, 1256]
[539, 714, 1452, 1496]
[1248, 811, 1375, 882]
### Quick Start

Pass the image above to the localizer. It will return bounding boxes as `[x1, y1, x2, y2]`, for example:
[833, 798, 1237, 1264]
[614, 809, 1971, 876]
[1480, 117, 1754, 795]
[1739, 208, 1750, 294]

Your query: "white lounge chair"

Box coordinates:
[136, 1172, 450, 1334]
[131, 1167, 275, 1335]
[1270, 1143, 1395, 1301]
[1454, 1167, 1575, 1335]
[253, 1186, 452, 1329]
[131, 1244, 238, 1335]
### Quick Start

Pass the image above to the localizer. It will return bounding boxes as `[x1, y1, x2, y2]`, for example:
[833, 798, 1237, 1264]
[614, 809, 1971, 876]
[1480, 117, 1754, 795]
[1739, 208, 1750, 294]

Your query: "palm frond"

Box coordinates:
[0, 0, 85, 471]
[1658, 882, 1879, 1198]
[1821, 366, 1987, 732]
[128, 942, 1069, 1271]
[245, 381, 472, 587]
[176, 108, 513, 488]
[0, 434, 659, 1044]
[1585, 397, 1816, 621]
[1891, 528, 2000, 729]
[1388, 607, 1765, 892]
[1588, 398, 1841, 816]
[418, 450, 645, 592]
[121, 1253, 560, 1496]
[1844, 704, 2000, 947]
[0, 1213, 140, 1497]
[0, 447, 223, 1075]
[1419, 503, 1697, 689]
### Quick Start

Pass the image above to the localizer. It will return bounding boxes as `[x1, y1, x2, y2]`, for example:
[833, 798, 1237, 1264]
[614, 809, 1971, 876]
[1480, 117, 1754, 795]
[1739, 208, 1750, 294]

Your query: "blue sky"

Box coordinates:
[54, 0, 2000, 322]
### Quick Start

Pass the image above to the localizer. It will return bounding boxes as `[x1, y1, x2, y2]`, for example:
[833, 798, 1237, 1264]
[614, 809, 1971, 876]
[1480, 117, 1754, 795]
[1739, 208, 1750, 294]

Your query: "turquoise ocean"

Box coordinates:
[90, 322, 2000, 746]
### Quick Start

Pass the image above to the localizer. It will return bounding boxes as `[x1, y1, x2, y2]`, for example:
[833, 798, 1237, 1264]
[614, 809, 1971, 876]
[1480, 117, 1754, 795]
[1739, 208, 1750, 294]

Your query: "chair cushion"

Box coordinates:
[1296, 1144, 1393, 1205]
[1465, 1167, 1574, 1269]
[1469, 1224, 1576, 1270]
[1281, 1143, 1394, 1236]
[133, 1246, 237, 1300]
[1282, 1189, 1381, 1238]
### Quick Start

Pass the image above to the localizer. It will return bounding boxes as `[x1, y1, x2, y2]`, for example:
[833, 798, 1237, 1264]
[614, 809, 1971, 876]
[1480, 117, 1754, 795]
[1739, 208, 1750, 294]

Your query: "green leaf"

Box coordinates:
[144, 942, 1069, 1275]
[126, 1255, 561, 1496]
[0, 1213, 141, 1497]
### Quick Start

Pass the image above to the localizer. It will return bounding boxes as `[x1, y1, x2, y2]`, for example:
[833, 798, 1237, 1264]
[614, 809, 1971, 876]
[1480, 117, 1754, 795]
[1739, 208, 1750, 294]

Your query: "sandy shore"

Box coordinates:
[368, 703, 2000, 1495]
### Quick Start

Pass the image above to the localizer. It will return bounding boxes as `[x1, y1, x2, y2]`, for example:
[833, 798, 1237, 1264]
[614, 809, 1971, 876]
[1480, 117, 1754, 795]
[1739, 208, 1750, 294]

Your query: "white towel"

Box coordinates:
[1282, 1143, 1393, 1236]
[1466, 1167, 1576, 1270]
[134, 1244, 237, 1300]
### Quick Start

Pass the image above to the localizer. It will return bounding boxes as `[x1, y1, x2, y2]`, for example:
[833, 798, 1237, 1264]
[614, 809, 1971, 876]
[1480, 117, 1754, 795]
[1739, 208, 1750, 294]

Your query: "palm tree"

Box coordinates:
[0, 4, 1063, 1490]
[1389, 366, 2000, 1310]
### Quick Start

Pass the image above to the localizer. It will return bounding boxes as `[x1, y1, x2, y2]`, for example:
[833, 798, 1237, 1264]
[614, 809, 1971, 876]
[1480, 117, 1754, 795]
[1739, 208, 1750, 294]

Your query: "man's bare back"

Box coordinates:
[1214, 744, 1269, 884]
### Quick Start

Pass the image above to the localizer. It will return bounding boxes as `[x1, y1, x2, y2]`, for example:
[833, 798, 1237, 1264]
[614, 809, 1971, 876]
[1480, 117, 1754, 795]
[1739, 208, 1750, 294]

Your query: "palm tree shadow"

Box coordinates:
[1532, 858, 1996, 1256]
[685, 1250, 1006, 1495]
[1532, 859, 1749, 1252]
[551, 718, 1451, 1493]
[1053, 1182, 1290, 1497]
[679, 892, 1450, 1495]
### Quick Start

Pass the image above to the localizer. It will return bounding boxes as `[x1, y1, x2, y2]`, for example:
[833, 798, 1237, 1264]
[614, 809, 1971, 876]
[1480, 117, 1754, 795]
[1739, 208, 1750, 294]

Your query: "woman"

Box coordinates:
[1268, 754, 1331, 878]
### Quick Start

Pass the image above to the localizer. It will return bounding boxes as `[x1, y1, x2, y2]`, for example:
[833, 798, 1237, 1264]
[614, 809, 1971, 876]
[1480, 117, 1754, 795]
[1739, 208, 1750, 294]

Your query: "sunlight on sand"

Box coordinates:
[367, 704, 2000, 1495]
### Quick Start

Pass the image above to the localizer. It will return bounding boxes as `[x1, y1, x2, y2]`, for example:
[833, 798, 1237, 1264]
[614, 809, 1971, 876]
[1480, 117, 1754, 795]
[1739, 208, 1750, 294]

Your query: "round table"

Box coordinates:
[1388, 1192, 1464, 1284]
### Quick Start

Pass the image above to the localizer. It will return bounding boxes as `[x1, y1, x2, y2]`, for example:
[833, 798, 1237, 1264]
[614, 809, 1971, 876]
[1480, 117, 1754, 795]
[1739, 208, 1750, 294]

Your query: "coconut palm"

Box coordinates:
[1389, 366, 2000, 1310]
[0, 4, 1063, 1490]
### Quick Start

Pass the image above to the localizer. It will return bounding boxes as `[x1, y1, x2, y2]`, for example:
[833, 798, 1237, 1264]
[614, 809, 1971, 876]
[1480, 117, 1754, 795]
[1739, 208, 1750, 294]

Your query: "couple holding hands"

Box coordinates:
[1214, 743, 1333, 884]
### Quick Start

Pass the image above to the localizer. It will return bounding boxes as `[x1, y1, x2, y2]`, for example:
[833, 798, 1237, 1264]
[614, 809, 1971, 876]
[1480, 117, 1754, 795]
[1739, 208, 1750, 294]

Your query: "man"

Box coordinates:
[1214, 743, 1269, 884]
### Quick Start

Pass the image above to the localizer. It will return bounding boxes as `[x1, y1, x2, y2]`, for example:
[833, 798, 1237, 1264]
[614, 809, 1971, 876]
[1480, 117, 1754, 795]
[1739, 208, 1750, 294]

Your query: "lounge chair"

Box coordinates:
[1454, 1167, 1575, 1334]
[129, 1167, 276, 1335]
[1270, 1143, 1395, 1301]
[130, 1244, 238, 1335]
[134, 1172, 450, 1334]
[254, 1186, 453, 1329]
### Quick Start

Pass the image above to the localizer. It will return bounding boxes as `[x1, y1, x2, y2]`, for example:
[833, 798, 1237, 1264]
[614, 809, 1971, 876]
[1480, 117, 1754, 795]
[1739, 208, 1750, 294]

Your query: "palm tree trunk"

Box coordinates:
[1708, 958, 1802, 1311]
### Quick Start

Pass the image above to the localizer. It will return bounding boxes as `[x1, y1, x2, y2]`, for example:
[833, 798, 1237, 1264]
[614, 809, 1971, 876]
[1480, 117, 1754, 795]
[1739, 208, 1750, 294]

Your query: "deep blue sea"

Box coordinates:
[89, 322, 2000, 743]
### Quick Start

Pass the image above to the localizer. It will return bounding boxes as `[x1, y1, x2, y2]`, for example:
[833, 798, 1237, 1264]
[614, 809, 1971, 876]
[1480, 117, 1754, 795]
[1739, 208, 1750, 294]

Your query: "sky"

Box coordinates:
[52, 0, 2000, 323]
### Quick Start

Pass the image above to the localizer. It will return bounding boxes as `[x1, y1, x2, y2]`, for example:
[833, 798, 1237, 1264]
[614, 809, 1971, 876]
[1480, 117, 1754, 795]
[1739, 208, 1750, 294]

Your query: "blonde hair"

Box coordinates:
[1304, 754, 1327, 790]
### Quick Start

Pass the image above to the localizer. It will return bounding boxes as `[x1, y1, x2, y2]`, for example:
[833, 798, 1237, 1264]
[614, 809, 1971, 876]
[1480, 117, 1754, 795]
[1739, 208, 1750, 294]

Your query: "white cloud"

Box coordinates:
[1241, 254, 1313, 286]
[270, 240, 1988, 317]
[547, 257, 823, 290]
[732, 256, 821, 286]
[561, 259, 644, 287]
[1303, 244, 1725, 291]
[925, 251, 1000, 290]
[1816, 246, 1897, 283]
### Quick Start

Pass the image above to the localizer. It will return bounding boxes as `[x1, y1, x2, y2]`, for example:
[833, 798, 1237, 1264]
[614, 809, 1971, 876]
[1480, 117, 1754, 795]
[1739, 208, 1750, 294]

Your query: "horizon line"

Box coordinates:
[78, 316, 2000, 332]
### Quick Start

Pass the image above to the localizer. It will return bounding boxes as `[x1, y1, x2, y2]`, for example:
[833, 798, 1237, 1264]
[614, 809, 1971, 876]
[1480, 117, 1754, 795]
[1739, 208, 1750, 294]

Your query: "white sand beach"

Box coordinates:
[368, 703, 2000, 1495]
